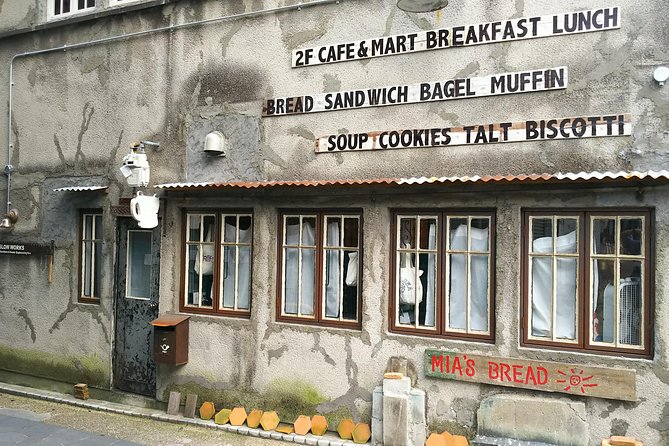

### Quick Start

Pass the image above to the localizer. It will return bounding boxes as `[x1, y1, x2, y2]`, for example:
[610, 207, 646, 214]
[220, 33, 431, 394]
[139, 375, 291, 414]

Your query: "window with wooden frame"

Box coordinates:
[79, 210, 103, 303]
[49, 0, 96, 19]
[277, 211, 362, 328]
[521, 209, 652, 357]
[390, 210, 495, 342]
[182, 211, 253, 317]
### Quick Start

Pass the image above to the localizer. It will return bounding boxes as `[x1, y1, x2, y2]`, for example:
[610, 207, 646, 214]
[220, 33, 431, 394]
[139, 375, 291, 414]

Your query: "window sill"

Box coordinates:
[388, 327, 495, 344]
[517, 343, 653, 362]
[274, 318, 363, 333]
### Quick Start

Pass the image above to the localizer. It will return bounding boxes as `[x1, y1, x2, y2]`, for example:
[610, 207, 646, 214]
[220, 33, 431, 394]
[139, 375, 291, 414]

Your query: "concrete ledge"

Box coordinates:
[0, 381, 364, 445]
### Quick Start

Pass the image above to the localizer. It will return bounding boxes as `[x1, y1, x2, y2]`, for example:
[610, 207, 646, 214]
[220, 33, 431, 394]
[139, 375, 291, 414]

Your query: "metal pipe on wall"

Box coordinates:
[5, 0, 342, 218]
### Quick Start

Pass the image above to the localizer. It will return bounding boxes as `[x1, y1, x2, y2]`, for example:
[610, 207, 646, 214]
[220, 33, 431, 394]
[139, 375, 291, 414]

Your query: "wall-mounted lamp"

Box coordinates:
[0, 209, 19, 231]
[397, 0, 448, 13]
[120, 141, 156, 187]
[653, 66, 669, 86]
[204, 131, 226, 156]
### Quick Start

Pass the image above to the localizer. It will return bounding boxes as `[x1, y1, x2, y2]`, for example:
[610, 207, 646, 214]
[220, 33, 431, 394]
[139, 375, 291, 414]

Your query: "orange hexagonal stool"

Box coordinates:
[426, 433, 449, 446]
[214, 408, 231, 425]
[452, 434, 469, 446]
[352, 423, 371, 444]
[246, 409, 263, 428]
[293, 415, 312, 435]
[260, 410, 280, 431]
[337, 418, 355, 440]
[229, 407, 247, 426]
[311, 415, 328, 436]
[199, 401, 216, 420]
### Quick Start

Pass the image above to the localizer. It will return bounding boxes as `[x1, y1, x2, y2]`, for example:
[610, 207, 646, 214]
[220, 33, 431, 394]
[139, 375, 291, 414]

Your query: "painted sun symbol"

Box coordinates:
[556, 368, 599, 394]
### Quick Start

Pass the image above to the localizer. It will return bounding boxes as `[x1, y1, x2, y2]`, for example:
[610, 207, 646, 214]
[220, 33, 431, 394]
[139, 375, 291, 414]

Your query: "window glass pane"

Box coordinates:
[470, 255, 489, 331]
[300, 248, 316, 315]
[344, 218, 359, 247]
[83, 241, 92, 296]
[94, 215, 103, 239]
[187, 245, 198, 305]
[223, 216, 237, 243]
[470, 219, 489, 252]
[221, 246, 236, 308]
[237, 246, 251, 310]
[203, 216, 216, 242]
[87, 0, 95, 7]
[619, 261, 642, 346]
[55, 1, 61, 14]
[93, 242, 102, 298]
[285, 217, 299, 245]
[470, 218, 489, 252]
[325, 218, 341, 248]
[128, 231, 151, 298]
[302, 218, 316, 246]
[593, 218, 616, 254]
[63, 0, 70, 13]
[342, 250, 358, 320]
[531, 256, 552, 337]
[419, 219, 437, 250]
[592, 259, 614, 342]
[556, 219, 577, 254]
[620, 219, 643, 256]
[399, 218, 416, 249]
[324, 249, 341, 318]
[449, 218, 467, 250]
[531, 218, 552, 253]
[85, 215, 93, 239]
[188, 215, 201, 242]
[418, 253, 436, 328]
[448, 253, 466, 330]
[283, 248, 299, 314]
[555, 257, 577, 340]
[239, 216, 252, 244]
[78, 0, 84, 9]
[398, 252, 418, 325]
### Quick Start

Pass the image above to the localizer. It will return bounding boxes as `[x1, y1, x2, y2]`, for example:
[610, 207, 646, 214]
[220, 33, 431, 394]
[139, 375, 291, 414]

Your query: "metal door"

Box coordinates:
[113, 217, 161, 396]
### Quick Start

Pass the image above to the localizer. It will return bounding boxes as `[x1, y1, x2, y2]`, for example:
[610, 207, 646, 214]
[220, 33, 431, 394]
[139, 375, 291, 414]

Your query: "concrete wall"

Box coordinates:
[0, 0, 668, 444]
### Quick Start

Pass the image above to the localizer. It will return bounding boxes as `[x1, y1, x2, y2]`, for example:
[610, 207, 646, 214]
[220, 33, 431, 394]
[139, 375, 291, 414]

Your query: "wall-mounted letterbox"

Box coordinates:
[150, 314, 190, 365]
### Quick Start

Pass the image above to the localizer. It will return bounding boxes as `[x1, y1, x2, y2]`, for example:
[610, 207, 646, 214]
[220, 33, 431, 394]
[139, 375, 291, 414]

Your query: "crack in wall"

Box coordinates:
[75, 102, 95, 166]
[53, 135, 69, 168]
[17, 309, 36, 343]
[311, 333, 336, 366]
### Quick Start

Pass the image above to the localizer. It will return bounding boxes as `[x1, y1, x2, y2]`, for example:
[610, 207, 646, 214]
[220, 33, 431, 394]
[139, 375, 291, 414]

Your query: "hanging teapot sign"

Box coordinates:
[130, 191, 159, 229]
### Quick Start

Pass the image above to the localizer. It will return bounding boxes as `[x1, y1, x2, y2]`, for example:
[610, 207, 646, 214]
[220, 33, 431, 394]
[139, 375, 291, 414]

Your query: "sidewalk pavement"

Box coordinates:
[0, 382, 362, 446]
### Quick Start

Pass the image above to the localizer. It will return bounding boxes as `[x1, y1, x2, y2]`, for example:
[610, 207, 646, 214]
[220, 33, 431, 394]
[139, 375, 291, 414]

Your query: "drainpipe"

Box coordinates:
[5, 0, 342, 221]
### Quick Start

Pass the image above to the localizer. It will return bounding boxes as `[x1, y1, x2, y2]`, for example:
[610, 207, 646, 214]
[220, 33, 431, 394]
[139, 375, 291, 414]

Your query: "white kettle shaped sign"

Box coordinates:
[130, 191, 159, 229]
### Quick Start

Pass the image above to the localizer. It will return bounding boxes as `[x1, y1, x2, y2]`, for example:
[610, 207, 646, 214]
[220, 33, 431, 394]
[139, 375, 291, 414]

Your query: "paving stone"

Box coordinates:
[259, 430, 272, 438]
[248, 428, 261, 437]
[270, 431, 284, 440]
[293, 434, 307, 444]
[317, 438, 330, 446]
[372, 387, 383, 420]
[306, 436, 320, 445]
[382, 377, 411, 395]
[383, 396, 408, 446]
[477, 395, 587, 446]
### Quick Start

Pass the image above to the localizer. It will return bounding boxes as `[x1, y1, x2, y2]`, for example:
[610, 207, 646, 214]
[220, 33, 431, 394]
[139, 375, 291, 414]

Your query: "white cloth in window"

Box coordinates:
[325, 220, 341, 318]
[531, 230, 577, 339]
[424, 222, 436, 327]
[449, 224, 489, 331]
[284, 219, 315, 315]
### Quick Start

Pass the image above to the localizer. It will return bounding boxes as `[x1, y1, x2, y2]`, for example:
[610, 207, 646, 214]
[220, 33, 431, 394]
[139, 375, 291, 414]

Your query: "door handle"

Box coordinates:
[148, 301, 158, 309]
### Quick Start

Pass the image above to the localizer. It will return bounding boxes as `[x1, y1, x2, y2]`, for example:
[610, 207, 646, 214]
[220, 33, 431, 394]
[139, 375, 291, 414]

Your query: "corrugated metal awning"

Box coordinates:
[53, 186, 108, 192]
[155, 170, 669, 191]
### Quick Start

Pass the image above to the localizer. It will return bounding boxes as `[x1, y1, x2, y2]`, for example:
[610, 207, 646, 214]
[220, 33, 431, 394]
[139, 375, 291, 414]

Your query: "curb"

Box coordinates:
[0, 382, 364, 445]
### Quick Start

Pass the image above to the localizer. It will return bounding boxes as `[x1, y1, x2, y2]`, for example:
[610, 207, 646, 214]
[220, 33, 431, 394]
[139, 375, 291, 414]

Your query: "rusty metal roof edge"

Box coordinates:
[154, 170, 669, 191]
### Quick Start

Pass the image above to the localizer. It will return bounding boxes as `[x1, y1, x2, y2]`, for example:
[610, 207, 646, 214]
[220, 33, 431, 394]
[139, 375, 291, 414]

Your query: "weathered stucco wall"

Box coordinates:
[0, 0, 667, 444]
